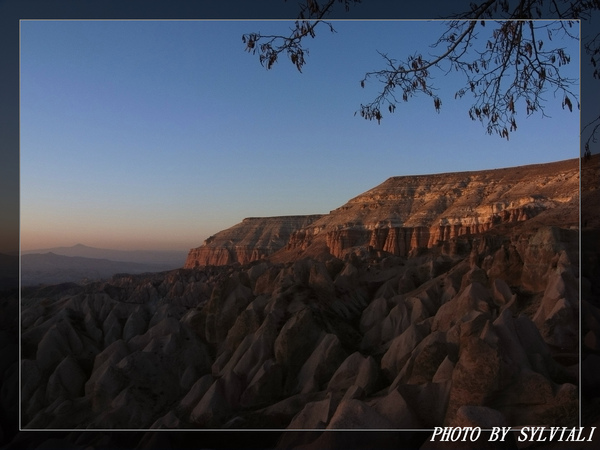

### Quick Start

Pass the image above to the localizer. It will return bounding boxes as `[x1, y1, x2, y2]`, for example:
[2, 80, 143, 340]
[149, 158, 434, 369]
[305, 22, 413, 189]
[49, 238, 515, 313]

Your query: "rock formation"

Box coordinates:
[185, 158, 578, 267]
[281, 158, 578, 261]
[17, 156, 597, 447]
[185, 215, 324, 267]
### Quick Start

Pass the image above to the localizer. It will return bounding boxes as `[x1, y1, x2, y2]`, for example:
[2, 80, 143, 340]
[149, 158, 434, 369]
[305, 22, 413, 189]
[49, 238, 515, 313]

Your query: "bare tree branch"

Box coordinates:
[358, 18, 579, 139]
[242, 0, 597, 144]
[242, 0, 361, 72]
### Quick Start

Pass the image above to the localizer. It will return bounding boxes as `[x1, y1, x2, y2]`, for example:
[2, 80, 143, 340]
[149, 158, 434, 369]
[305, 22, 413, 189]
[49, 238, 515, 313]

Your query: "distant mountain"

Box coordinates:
[20, 252, 179, 286]
[21, 244, 187, 266]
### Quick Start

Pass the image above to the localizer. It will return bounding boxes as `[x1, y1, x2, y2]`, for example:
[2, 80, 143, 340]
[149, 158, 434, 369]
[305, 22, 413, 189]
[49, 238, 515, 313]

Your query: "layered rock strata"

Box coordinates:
[284, 158, 578, 260]
[185, 158, 578, 267]
[185, 215, 323, 268]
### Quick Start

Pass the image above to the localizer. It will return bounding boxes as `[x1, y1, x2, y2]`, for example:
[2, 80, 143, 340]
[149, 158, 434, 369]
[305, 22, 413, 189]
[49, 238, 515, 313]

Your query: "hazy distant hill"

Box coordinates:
[20, 252, 180, 286]
[21, 244, 187, 266]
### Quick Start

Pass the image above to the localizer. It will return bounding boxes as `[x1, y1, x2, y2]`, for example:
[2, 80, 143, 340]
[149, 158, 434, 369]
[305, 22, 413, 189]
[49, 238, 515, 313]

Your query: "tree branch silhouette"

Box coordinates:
[242, 0, 596, 144]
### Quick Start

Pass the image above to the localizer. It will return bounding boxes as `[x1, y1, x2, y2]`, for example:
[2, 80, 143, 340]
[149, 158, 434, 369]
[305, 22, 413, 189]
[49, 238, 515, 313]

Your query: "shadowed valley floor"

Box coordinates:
[16, 156, 600, 448]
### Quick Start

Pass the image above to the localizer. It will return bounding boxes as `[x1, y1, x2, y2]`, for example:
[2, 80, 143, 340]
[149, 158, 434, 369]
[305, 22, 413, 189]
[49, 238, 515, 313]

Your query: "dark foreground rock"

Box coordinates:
[11, 156, 600, 449]
[20, 225, 581, 433]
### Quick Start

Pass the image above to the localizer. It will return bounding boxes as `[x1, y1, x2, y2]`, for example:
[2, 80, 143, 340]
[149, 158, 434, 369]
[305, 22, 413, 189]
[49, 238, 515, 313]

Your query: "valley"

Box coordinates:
[13, 155, 600, 448]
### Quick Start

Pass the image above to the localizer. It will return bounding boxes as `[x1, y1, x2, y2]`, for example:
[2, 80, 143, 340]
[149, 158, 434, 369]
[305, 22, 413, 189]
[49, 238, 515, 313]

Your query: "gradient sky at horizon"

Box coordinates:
[20, 20, 580, 251]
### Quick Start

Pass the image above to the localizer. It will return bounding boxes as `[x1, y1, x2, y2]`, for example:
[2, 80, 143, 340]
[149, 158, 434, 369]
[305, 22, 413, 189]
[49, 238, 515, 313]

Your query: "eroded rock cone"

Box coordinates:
[19, 157, 587, 433]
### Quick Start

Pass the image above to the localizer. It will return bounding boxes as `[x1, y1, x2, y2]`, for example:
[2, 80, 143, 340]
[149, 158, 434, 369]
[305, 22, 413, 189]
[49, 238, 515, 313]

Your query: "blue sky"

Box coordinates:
[20, 20, 580, 251]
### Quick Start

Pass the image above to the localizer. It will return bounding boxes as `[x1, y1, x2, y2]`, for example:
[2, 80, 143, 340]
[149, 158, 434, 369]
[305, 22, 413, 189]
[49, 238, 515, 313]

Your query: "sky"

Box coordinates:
[20, 20, 580, 252]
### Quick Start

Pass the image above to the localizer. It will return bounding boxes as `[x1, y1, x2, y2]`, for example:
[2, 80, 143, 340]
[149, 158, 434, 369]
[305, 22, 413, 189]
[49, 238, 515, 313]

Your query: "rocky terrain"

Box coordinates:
[12, 156, 600, 448]
[187, 158, 579, 267]
[185, 215, 324, 267]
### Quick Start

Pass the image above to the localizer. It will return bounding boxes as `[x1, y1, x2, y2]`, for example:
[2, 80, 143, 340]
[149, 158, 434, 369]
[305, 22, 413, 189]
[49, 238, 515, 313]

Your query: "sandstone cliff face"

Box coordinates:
[283, 158, 579, 260]
[185, 159, 578, 267]
[184, 215, 324, 268]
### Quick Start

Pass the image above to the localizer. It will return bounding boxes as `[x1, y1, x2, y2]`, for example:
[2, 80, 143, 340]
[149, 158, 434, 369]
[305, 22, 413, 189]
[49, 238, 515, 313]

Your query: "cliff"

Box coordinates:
[184, 215, 324, 267]
[280, 158, 579, 261]
[187, 158, 579, 266]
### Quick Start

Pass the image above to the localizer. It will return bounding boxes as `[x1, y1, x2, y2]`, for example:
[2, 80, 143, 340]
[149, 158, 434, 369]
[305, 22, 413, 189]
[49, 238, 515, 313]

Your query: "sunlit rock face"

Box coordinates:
[281, 158, 579, 260]
[184, 215, 324, 267]
[186, 158, 578, 266]
[17, 156, 594, 443]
